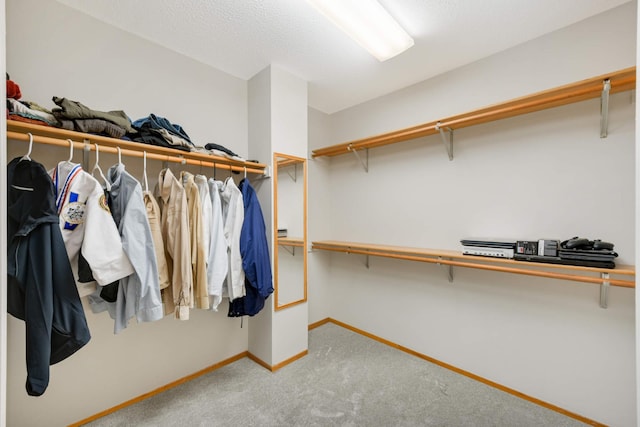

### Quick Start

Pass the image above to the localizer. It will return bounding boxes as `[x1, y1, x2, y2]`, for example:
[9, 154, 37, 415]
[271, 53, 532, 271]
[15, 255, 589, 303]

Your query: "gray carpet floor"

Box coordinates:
[84, 322, 589, 427]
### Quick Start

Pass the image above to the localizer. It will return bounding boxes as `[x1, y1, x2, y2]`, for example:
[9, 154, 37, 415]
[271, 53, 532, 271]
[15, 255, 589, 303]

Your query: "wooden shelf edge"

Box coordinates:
[6, 120, 267, 172]
[312, 240, 635, 288]
[311, 66, 636, 158]
[278, 237, 305, 247]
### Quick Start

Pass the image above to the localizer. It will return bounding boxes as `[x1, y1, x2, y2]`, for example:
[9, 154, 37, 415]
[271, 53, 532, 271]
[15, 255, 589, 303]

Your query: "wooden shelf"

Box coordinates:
[311, 67, 636, 158]
[278, 237, 305, 247]
[312, 240, 635, 288]
[6, 120, 267, 175]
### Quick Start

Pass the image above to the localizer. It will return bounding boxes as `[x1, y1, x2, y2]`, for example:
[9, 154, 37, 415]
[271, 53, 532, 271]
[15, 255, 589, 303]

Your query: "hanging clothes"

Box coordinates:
[207, 178, 228, 311]
[50, 161, 134, 295]
[181, 171, 209, 310]
[88, 164, 163, 333]
[7, 157, 90, 396]
[229, 178, 273, 317]
[144, 191, 170, 291]
[219, 177, 245, 301]
[195, 175, 212, 268]
[156, 168, 192, 320]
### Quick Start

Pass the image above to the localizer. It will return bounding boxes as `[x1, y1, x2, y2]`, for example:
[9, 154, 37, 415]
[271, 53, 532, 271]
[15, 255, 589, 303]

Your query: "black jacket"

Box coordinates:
[7, 157, 91, 396]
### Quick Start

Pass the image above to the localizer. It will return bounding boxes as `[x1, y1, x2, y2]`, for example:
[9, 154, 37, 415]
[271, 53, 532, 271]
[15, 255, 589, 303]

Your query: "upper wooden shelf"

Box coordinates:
[311, 67, 636, 158]
[6, 120, 267, 175]
[312, 240, 635, 289]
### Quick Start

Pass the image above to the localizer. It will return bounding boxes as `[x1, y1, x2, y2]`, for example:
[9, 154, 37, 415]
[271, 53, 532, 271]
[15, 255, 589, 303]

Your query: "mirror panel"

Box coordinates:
[273, 153, 307, 310]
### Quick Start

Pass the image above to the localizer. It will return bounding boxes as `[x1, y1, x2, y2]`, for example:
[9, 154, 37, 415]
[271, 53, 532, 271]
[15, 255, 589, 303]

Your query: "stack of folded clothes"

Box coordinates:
[51, 96, 136, 139]
[6, 74, 58, 126]
[129, 114, 194, 152]
[6, 75, 249, 161]
[557, 237, 618, 269]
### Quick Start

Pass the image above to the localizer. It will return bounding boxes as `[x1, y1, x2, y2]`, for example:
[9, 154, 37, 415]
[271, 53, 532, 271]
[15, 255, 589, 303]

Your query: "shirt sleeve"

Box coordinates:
[121, 185, 163, 323]
[207, 181, 228, 311]
[81, 182, 134, 285]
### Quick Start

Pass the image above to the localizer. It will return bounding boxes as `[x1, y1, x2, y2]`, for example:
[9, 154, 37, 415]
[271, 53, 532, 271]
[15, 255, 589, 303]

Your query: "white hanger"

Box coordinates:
[143, 151, 149, 192]
[244, 166, 247, 179]
[20, 133, 33, 161]
[66, 139, 74, 162]
[117, 146, 123, 165]
[91, 143, 111, 191]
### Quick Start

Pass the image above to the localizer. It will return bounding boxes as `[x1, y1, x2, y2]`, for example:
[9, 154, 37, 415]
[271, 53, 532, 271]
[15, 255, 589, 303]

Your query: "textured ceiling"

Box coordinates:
[56, 0, 631, 114]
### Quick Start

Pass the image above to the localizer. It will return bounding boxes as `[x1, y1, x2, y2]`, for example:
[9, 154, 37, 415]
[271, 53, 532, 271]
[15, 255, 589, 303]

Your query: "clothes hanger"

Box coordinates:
[143, 151, 149, 192]
[244, 166, 247, 180]
[66, 138, 74, 163]
[91, 143, 111, 191]
[116, 146, 123, 166]
[20, 132, 33, 162]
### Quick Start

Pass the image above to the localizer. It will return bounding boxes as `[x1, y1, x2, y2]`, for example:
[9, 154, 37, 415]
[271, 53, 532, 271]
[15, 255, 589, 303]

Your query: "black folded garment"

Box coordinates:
[514, 254, 615, 269]
[558, 248, 618, 261]
[205, 142, 238, 157]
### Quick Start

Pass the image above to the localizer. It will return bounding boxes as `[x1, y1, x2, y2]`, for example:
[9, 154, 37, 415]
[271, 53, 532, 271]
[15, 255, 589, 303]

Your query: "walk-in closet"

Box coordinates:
[1, 1, 638, 426]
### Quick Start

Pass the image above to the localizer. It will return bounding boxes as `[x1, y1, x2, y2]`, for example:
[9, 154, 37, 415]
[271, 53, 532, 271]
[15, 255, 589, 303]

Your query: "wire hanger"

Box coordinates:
[244, 166, 247, 179]
[20, 133, 33, 161]
[91, 143, 111, 191]
[143, 151, 149, 192]
[116, 146, 123, 166]
[213, 162, 217, 180]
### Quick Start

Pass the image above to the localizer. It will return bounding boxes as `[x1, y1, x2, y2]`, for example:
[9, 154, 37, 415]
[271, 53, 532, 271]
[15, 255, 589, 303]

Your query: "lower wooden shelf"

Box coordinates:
[277, 237, 305, 247]
[312, 240, 635, 288]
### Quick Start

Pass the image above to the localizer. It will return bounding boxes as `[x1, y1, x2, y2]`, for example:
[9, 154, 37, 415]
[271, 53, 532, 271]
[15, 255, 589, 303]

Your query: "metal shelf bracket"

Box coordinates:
[82, 139, 91, 169]
[600, 79, 611, 138]
[438, 257, 454, 282]
[435, 122, 454, 161]
[286, 164, 298, 182]
[599, 273, 610, 308]
[282, 245, 296, 256]
[347, 144, 369, 172]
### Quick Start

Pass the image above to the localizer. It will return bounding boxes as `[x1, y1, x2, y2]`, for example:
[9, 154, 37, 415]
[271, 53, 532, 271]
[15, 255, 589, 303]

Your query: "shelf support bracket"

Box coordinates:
[438, 257, 454, 282]
[282, 245, 296, 256]
[599, 273, 610, 309]
[347, 144, 369, 172]
[82, 139, 91, 170]
[435, 122, 454, 161]
[286, 164, 298, 182]
[600, 79, 611, 138]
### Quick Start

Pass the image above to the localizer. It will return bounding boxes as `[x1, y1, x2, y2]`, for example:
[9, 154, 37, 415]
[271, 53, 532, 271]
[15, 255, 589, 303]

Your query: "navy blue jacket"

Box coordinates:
[229, 179, 273, 317]
[7, 157, 91, 396]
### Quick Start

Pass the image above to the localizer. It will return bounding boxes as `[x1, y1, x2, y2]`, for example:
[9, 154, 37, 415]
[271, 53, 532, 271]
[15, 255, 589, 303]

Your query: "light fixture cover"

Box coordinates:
[306, 0, 414, 61]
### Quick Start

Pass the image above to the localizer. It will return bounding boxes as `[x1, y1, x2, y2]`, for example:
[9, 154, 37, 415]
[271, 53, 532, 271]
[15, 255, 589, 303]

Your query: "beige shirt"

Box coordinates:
[156, 168, 192, 320]
[143, 191, 170, 291]
[181, 172, 209, 310]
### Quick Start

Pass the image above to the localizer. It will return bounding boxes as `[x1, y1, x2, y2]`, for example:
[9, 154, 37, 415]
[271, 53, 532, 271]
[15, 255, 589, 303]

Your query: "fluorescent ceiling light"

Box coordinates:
[306, 0, 414, 61]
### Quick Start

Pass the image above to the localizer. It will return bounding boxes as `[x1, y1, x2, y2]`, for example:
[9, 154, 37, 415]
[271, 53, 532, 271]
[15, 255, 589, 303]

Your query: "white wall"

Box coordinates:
[307, 107, 333, 324]
[5, 1, 252, 425]
[269, 67, 309, 365]
[309, 3, 637, 426]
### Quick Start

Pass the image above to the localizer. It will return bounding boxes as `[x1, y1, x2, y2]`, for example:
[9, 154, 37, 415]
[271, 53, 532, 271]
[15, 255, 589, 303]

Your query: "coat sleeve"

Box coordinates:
[240, 184, 273, 298]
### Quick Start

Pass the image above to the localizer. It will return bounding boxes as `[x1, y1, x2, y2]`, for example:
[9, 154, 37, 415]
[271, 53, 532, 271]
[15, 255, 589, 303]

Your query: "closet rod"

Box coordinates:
[6, 131, 265, 175]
